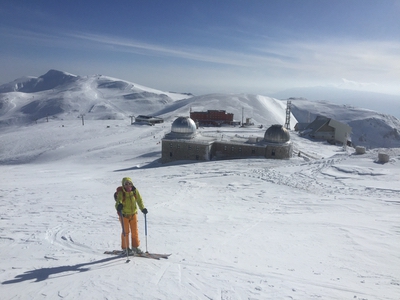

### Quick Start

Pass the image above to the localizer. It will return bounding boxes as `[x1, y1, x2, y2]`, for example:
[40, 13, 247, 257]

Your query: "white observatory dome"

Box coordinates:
[171, 117, 197, 134]
[264, 124, 290, 143]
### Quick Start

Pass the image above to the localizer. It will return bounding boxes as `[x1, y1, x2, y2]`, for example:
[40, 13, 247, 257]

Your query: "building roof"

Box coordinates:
[171, 116, 197, 134]
[264, 124, 291, 143]
[305, 116, 330, 133]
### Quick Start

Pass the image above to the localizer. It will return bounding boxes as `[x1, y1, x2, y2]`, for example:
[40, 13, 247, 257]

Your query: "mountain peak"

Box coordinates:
[0, 69, 78, 93]
[32, 69, 78, 92]
[40, 69, 77, 80]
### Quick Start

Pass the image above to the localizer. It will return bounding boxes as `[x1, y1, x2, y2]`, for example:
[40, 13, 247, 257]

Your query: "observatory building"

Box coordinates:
[161, 117, 292, 163]
[161, 117, 215, 163]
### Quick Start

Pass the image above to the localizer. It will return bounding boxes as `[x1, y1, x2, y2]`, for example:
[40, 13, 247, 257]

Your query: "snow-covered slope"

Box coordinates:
[289, 98, 400, 148]
[271, 86, 400, 119]
[154, 93, 297, 126]
[0, 117, 399, 299]
[0, 69, 79, 93]
[0, 70, 293, 127]
[1, 70, 400, 298]
[0, 70, 191, 125]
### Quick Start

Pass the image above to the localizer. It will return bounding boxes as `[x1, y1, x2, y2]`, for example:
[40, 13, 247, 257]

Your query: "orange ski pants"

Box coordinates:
[119, 213, 140, 249]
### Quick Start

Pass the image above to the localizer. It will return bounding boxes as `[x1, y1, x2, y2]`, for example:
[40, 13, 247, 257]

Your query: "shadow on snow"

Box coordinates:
[2, 256, 122, 284]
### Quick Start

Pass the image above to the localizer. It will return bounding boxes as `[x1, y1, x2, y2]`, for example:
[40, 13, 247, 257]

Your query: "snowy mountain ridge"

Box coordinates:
[271, 86, 400, 119]
[1, 69, 399, 148]
[0, 69, 191, 126]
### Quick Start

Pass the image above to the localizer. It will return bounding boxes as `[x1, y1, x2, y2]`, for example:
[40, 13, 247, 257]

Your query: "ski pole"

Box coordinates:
[118, 211, 130, 262]
[144, 213, 148, 253]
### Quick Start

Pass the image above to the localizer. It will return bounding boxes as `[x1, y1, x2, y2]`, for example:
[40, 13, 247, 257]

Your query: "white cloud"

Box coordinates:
[1, 27, 400, 95]
[339, 78, 379, 89]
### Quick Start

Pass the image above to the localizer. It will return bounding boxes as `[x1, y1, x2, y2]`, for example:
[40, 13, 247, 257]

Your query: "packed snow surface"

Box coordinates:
[0, 119, 399, 300]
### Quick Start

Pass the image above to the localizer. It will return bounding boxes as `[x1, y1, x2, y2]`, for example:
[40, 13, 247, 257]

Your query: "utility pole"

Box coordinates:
[284, 100, 291, 130]
[80, 114, 85, 126]
[343, 133, 348, 151]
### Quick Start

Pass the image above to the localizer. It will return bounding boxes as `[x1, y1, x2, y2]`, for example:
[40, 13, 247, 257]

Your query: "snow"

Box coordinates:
[2, 70, 400, 150]
[289, 98, 400, 149]
[1, 118, 399, 300]
[0, 71, 399, 299]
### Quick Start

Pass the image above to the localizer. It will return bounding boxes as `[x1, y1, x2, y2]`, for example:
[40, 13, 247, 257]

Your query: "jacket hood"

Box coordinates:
[122, 177, 133, 186]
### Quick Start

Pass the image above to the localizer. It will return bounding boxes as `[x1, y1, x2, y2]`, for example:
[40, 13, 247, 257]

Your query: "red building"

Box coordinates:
[190, 110, 234, 126]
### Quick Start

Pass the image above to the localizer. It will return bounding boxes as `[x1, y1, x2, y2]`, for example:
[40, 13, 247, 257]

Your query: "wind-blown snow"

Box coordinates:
[0, 71, 399, 299]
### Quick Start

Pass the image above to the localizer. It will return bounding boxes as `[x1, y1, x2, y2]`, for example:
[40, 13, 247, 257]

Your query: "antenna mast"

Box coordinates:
[284, 100, 291, 130]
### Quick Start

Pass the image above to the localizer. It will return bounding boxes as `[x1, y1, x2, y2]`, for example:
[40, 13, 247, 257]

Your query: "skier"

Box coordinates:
[115, 177, 148, 255]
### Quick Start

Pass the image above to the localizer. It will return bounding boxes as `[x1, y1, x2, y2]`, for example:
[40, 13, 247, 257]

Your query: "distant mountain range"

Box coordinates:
[1, 69, 399, 149]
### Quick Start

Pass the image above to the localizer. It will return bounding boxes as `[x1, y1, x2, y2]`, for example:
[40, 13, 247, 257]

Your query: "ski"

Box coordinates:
[138, 252, 171, 260]
[104, 250, 171, 260]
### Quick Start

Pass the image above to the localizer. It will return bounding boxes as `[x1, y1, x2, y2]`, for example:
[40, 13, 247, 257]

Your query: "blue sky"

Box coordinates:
[1, 0, 400, 96]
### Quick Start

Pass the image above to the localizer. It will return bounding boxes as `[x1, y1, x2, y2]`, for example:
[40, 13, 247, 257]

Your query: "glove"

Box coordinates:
[117, 203, 123, 212]
[141, 208, 148, 214]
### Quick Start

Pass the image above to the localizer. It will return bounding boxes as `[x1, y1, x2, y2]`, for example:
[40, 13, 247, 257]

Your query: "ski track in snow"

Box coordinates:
[244, 153, 399, 200]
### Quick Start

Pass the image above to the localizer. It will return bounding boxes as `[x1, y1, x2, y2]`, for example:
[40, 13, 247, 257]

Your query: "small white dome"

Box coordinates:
[171, 117, 197, 134]
[264, 124, 290, 143]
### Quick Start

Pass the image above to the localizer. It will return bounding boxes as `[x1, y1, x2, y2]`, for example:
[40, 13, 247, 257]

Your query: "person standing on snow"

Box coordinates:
[115, 177, 148, 254]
